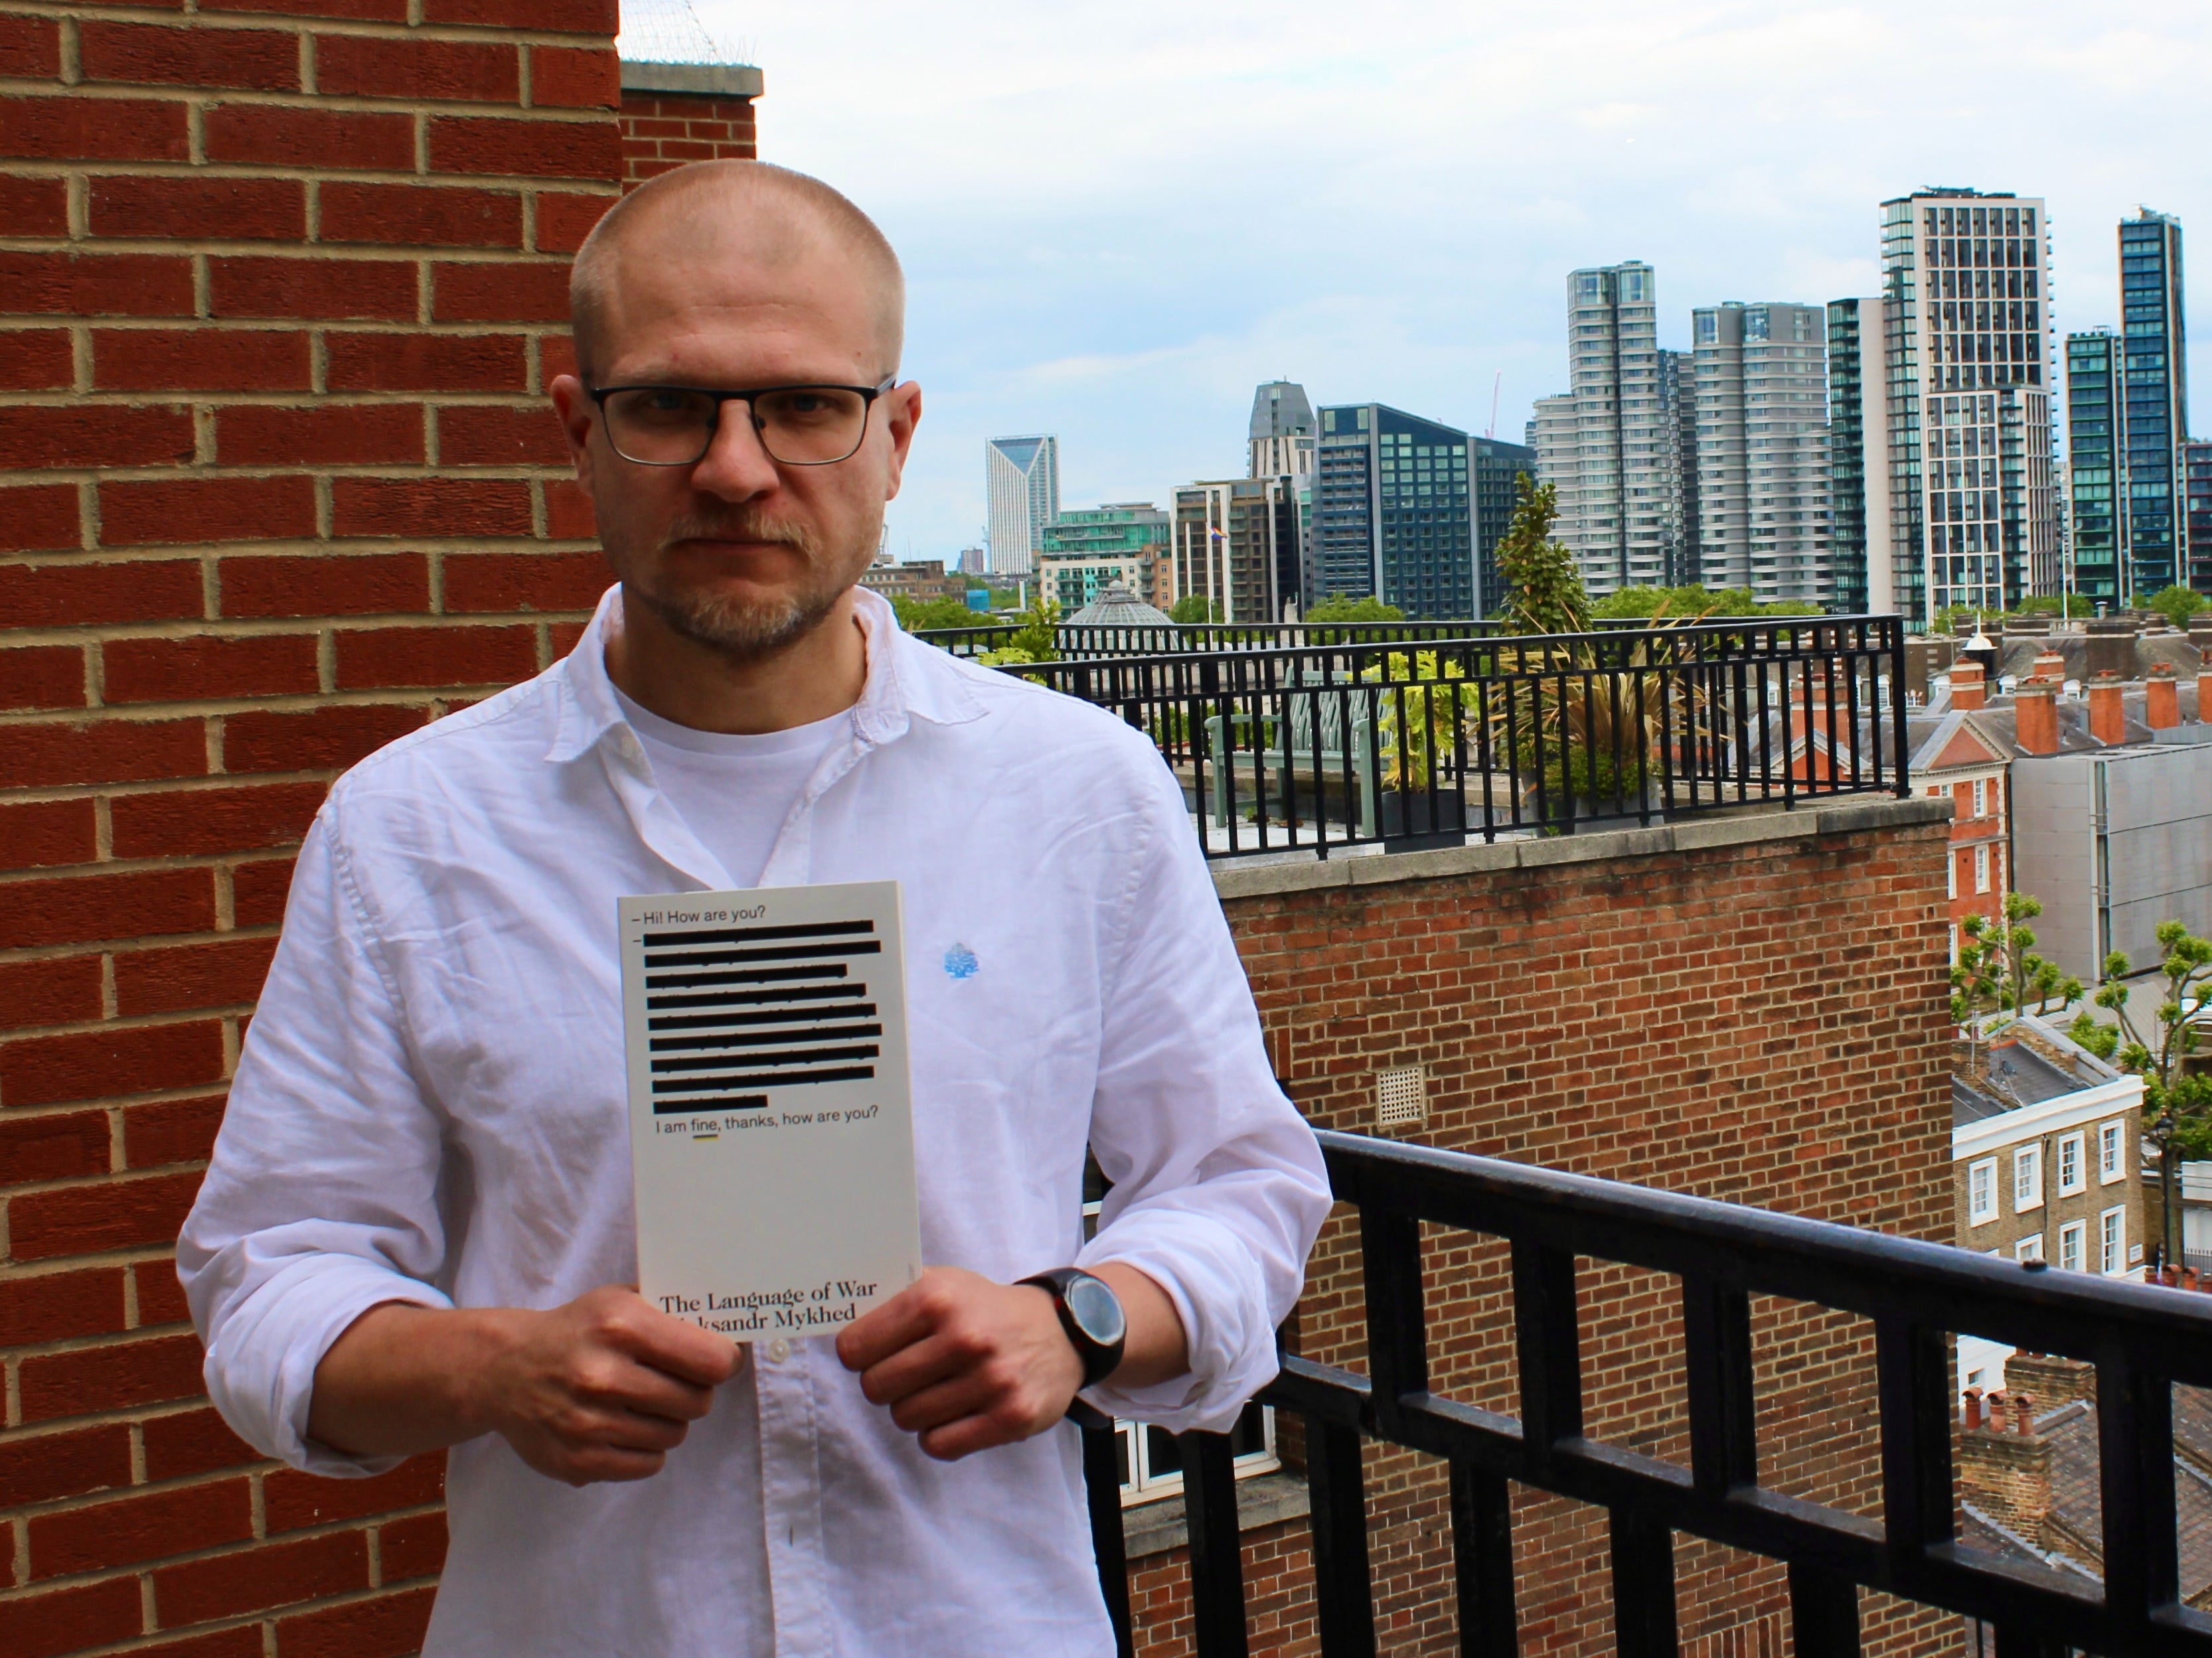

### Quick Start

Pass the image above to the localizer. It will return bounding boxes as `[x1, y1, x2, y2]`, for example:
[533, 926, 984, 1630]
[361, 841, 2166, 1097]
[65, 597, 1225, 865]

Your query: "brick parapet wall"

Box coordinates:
[0, 3, 622, 1653]
[617, 90, 755, 185]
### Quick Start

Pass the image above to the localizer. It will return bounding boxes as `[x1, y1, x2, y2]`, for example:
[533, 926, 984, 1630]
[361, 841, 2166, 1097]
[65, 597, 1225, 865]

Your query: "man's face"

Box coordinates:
[551, 218, 919, 661]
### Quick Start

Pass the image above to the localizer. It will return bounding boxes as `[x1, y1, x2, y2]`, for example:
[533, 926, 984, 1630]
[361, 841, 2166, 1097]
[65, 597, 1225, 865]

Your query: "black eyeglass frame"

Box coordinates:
[584, 377, 899, 467]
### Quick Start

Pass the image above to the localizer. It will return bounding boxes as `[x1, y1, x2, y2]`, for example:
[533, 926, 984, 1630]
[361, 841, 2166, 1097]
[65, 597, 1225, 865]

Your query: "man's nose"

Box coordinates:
[689, 401, 781, 500]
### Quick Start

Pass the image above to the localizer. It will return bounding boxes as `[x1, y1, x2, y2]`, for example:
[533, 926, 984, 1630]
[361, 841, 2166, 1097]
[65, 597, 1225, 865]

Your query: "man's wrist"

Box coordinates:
[1017, 1268, 1127, 1389]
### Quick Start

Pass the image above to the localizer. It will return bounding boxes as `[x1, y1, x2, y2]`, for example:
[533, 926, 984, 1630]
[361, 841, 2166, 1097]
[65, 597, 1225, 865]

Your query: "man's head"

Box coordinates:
[552, 162, 919, 663]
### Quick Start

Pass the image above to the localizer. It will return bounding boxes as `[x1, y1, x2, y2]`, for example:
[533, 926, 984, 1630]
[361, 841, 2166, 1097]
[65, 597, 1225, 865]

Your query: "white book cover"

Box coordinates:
[619, 880, 921, 1341]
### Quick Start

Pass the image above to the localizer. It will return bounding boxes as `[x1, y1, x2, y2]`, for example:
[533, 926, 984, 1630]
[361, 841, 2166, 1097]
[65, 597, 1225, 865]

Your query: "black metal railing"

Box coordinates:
[996, 615, 1909, 856]
[1081, 1130, 2212, 1657]
[915, 619, 1508, 659]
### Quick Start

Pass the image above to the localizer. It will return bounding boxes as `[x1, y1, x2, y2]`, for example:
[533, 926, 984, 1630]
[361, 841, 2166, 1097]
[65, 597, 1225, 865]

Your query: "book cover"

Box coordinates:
[619, 880, 921, 1340]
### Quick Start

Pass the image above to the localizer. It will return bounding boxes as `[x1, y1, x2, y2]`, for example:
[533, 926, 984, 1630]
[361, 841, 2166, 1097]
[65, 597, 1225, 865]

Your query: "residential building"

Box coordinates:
[984, 433, 1059, 575]
[1248, 380, 1316, 482]
[955, 544, 987, 576]
[1658, 347, 1699, 587]
[1690, 301, 1834, 605]
[1877, 189, 2063, 623]
[1312, 402, 1476, 617]
[2187, 439, 2212, 591]
[1910, 656, 2014, 958]
[1038, 503, 1173, 613]
[2118, 208, 2189, 601]
[2065, 329, 2126, 607]
[1172, 477, 1299, 624]
[1826, 297, 1888, 614]
[856, 559, 966, 603]
[1469, 435, 1536, 617]
[1532, 262, 1686, 596]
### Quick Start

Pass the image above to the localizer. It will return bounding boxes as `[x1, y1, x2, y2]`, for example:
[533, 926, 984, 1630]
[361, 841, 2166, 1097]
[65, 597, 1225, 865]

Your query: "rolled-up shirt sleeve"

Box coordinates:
[177, 807, 454, 1477]
[1075, 758, 1331, 1432]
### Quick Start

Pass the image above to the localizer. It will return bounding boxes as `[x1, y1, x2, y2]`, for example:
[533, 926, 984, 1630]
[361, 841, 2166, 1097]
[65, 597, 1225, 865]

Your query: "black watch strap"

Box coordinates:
[1018, 1266, 1127, 1389]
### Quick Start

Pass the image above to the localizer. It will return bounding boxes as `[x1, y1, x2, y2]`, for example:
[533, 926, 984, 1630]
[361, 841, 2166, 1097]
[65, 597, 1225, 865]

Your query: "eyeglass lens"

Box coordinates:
[601, 387, 871, 465]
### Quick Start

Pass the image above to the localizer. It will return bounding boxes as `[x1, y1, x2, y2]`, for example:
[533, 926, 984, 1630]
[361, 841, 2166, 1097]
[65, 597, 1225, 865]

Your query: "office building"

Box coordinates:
[2065, 329, 2125, 606]
[1690, 301, 1834, 605]
[1313, 403, 1477, 618]
[2118, 208, 2189, 600]
[1876, 189, 2063, 623]
[1532, 262, 1687, 597]
[1038, 503, 1173, 613]
[1469, 435, 1536, 617]
[1249, 381, 1316, 482]
[1172, 477, 1299, 624]
[983, 434, 1059, 575]
[1826, 298, 1888, 614]
[2186, 441, 2212, 591]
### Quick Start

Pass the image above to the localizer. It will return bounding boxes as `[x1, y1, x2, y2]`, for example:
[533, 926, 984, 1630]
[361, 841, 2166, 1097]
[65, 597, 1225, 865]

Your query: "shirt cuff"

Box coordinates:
[1075, 1217, 1277, 1434]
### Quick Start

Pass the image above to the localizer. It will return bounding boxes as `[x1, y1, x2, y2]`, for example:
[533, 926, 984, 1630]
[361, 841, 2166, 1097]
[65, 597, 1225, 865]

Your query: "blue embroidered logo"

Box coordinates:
[942, 943, 979, 980]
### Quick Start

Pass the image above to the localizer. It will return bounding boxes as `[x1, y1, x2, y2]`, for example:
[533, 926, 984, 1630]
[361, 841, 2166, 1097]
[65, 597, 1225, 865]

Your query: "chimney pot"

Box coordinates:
[2014, 1391, 2035, 1435]
[1962, 1388, 1984, 1429]
[1950, 658, 1988, 710]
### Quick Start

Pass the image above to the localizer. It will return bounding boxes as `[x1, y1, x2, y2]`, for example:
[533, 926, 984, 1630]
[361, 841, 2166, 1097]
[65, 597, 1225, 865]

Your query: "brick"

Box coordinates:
[135, 1251, 193, 1324]
[438, 403, 569, 467]
[90, 173, 305, 241]
[0, 173, 67, 235]
[93, 327, 312, 392]
[209, 256, 417, 323]
[216, 402, 424, 467]
[534, 189, 615, 254]
[337, 623, 536, 689]
[202, 101, 415, 171]
[156, 1529, 370, 1625]
[319, 182, 522, 249]
[100, 474, 318, 546]
[325, 331, 526, 392]
[0, 1023, 224, 1110]
[231, 857, 296, 927]
[30, 1477, 254, 1579]
[548, 619, 587, 656]
[316, 33, 517, 102]
[205, 0, 405, 19]
[1, 794, 102, 871]
[0, 1109, 111, 1186]
[81, 21, 299, 90]
[116, 937, 279, 1018]
[218, 550, 429, 618]
[329, 477, 532, 538]
[425, 0, 615, 31]
[105, 633, 322, 704]
[0, 13, 60, 77]
[0, 867, 215, 951]
[9, 1168, 206, 1261]
[0, 718, 206, 790]
[0, 94, 190, 162]
[432, 258, 570, 323]
[17, 1329, 205, 1420]
[443, 549, 604, 611]
[0, 1422, 133, 1509]
[0, 644, 85, 711]
[0, 250, 194, 317]
[124, 1091, 230, 1166]
[429, 113, 619, 181]
[0, 1578, 142, 1658]
[0, 556, 200, 623]
[530, 44, 619, 108]
[0, 956, 104, 1031]
[376, 1509, 447, 1581]
[222, 702, 425, 773]
[544, 477, 595, 538]
[274, 1584, 435, 1658]
[142, 1406, 262, 1482]
[110, 780, 327, 859]
[130, 1629, 267, 1658]
[267, 1454, 442, 1531]
[0, 327, 73, 390]
[0, 402, 195, 467]
[0, 1264, 125, 1345]
[0, 483, 81, 552]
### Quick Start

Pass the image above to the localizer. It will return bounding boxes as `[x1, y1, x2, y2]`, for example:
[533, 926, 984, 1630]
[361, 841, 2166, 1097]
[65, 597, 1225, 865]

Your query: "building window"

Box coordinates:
[2101, 1207, 2126, 1275]
[2015, 1234, 2043, 1262]
[1974, 845, 1992, 893]
[1972, 779, 1988, 818]
[2100, 1120, 2126, 1182]
[1949, 856, 1959, 900]
[2059, 1220, 2086, 1272]
[2013, 1146, 2042, 1211]
[1968, 1157, 1998, 1224]
[2057, 1132, 2085, 1195]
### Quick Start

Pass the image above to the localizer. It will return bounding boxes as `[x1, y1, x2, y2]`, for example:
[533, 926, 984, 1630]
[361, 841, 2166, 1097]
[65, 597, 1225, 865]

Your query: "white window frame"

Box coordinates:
[1972, 778, 1988, 818]
[1974, 844, 1992, 894]
[2057, 1131, 2085, 1196]
[2099, 1120, 2126, 1183]
[2059, 1219, 2086, 1272]
[2014, 1233, 2044, 1262]
[2101, 1206, 2126, 1276]
[2012, 1144, 2042, 1212]
[1968, 1157, 1998, 1225]
[1949, 854, 1959, 899]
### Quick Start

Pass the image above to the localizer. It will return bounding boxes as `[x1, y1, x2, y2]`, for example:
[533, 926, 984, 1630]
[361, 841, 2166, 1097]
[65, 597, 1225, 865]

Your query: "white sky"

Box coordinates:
[691, 0, 2212, 564]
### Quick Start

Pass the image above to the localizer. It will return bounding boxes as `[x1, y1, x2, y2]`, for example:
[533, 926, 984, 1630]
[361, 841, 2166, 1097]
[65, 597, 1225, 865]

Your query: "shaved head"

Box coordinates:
[569, 160, 905, 384]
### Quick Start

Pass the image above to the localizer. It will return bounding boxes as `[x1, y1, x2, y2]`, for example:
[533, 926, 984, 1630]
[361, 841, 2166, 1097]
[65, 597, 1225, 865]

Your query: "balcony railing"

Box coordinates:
[1081, 1130, 2212, 1657]
[971, 615, 1909, 856]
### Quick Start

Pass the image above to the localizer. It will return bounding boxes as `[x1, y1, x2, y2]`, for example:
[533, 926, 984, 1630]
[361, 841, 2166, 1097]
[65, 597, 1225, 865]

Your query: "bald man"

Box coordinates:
[180, 161, 1329, 1657]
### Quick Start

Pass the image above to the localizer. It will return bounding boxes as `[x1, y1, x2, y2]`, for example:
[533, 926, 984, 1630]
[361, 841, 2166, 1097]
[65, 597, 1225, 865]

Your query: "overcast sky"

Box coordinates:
[691, 0, 2211, 564]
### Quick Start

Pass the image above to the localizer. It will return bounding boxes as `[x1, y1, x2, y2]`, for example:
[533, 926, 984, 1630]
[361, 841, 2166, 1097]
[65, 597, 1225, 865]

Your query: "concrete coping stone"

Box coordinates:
[619, 60, 765, 98]
[1209, 794, 1952, 901]
[1122, 1471, 1311, 1560]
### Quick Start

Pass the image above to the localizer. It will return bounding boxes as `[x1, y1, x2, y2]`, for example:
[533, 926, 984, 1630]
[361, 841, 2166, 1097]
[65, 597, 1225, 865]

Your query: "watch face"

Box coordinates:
[1066, 1274, 1127, 1347]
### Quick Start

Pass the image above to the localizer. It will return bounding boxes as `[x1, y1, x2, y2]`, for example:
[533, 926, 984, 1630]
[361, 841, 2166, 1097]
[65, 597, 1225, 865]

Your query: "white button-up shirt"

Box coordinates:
[179, 586, 1330, 1658]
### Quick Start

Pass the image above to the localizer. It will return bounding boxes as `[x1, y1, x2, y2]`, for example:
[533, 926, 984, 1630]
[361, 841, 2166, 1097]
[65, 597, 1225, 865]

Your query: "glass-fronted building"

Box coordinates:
[1690, 301, 1834, 606]
[1826, 298, 1881, 615]
[2183, 441, 2212, 594]
[2118, 208, 2188, 601]
[1037, 502, 1171, 613]
[983, 433, 1060, 576]
[1312, 404, 1476, 619]
[1469, 436, 1536, 618]
[2065, 330, 2124, 607]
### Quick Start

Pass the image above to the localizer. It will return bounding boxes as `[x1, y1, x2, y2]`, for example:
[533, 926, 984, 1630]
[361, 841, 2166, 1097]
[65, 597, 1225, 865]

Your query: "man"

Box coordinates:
[179, 161, 1330, 1657]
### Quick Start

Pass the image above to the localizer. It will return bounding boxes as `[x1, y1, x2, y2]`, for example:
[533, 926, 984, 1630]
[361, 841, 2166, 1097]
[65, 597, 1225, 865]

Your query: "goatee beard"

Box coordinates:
[626, 511, 853, 664]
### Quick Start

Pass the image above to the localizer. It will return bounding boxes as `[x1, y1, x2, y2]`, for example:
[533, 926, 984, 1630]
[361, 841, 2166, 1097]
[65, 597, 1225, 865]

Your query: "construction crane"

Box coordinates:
[1485, 370, 1502, 440]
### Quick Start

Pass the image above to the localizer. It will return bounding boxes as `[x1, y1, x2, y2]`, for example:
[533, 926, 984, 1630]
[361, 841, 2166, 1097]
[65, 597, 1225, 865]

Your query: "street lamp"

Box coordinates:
[2152, 1111, 2181, 1276]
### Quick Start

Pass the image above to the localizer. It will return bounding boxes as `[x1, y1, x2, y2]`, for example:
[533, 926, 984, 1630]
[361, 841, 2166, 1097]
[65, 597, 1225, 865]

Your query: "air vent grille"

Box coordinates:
[1376, 1065, 1427, 1130]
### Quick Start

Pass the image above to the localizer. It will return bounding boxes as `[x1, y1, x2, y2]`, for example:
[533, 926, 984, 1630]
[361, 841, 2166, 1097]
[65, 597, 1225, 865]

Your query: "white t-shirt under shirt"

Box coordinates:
[611, 686, 850, 888]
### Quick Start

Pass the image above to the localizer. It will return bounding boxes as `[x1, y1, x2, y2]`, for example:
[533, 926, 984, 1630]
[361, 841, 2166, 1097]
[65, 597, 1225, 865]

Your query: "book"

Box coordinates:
[619, 879, 921, 1341]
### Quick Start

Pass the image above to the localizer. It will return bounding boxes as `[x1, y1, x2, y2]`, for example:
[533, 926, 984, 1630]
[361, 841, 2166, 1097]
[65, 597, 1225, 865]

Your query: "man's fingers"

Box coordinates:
[571, 1353, 722, 1424]
[836, 1280, 944, 1373]
[591, 1294, 744, 1389]
[856, 1331, 969, 1408]
[884, 1373, 992, 1436]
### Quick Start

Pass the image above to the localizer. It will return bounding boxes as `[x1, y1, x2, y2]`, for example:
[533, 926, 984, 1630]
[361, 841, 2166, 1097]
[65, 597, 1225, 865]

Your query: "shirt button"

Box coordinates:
[767, 1337, 791, 1363]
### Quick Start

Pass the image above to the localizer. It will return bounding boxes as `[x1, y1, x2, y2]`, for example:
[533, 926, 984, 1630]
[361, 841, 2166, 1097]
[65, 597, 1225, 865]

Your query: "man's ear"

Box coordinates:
[549, 375, 598, 497]
[881, 381, 922, 502]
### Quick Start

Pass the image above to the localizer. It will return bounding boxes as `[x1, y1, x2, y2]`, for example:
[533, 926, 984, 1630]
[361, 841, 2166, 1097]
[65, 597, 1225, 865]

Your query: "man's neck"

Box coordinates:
[603, 585, 870, 735]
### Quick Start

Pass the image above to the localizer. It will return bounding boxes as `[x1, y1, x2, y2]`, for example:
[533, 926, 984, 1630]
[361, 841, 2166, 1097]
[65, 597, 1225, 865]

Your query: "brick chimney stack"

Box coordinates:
[2033, 649, 2069, 684]
[2201, 664, 2212, 727]
[2015, 678, 2059, 755]
[2089, 670, 2127, 745]
[2147, 662, 2180, 730]
[1958, 1387, 2055, 1541]
[1949, 658, 1988, 710]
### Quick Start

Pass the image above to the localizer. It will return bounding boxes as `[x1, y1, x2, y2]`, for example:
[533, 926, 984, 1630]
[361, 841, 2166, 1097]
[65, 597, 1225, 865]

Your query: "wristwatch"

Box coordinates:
[1018, 1266, 1128, 1389]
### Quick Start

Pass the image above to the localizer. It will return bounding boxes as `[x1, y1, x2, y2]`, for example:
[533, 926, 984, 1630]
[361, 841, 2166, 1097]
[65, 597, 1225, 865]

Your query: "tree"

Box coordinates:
[1168, 594, 1221, 625]
[1492, 474, 1591, 637]
[892, 593, 987, 633]
[1302, 595, 1405, 625]
[2069, 919, 2212, 1151]
[1951, 891, 2083, 1034]
[975, 595, 1060, 666]
[2147, 585, 2207, 632]
[1591, 583, 1820, 621]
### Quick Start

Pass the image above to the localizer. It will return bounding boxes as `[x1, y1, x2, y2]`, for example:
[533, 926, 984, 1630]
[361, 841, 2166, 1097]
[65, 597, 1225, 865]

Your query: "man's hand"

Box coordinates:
[309, 1286, 742, 1487]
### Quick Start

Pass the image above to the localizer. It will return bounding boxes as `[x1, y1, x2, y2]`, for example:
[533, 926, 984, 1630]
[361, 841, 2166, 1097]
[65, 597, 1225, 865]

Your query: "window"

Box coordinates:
[2013, 1145, 2042, 1211]
[1968, 1157, 1998, 1224]
[2099, 1120, 2126, 1182]
[1974, 845, 1992, 893]
[1972, 779, 1988, 818]
[2059, 1220, 2086, 1272]
[1949, 856, 1958, 899]
[2057, 1132, 2085, 1195]
[2015, 1234, 2044, 1262]
[2101, 1207, 2126, 1275]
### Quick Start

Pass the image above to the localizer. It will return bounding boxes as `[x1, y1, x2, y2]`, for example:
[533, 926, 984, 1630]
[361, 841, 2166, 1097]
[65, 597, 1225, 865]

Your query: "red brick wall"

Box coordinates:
[618, 91, 755, 186]
[0, 3, 622, 1653]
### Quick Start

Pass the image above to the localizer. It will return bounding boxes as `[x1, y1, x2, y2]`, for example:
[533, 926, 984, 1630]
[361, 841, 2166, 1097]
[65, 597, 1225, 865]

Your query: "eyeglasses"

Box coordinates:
[586, 378, 897, 467]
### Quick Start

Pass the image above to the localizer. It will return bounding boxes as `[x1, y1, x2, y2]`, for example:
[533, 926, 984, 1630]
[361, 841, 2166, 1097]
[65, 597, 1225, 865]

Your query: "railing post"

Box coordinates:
[1304, 1417, 1378, 1658]
[1512, 1241, 1582, 1462]
[1874, 1316, 1954, 1592]
[2096, 1349, 2177, 1637]
[1607, 1507, 1678, 1658]
[1888, 615, 1911, 797]
[1680, 1277, 1758, 1499]
[1787, 1561, 1860, 1658]
[1071, 1401, 1135, 1658]
[1450, 1461, 1518, 1658]
[1178, 1429, 1249, 1658]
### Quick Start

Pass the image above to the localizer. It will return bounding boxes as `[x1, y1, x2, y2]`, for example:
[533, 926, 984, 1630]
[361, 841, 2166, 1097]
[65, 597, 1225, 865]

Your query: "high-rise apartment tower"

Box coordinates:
[983, 434, 1060, 575]
[1249, 381, 1317, 481]
[2065, 329, 2125, 605]
[1825, 299, 1888, 614]
[1690, 301, 1834, 605]
[2118, 208, 2188, 600]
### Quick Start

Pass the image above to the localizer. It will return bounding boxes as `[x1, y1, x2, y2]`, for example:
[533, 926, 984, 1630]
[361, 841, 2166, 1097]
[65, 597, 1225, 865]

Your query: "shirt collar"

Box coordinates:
[545, 582, 983, 765]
